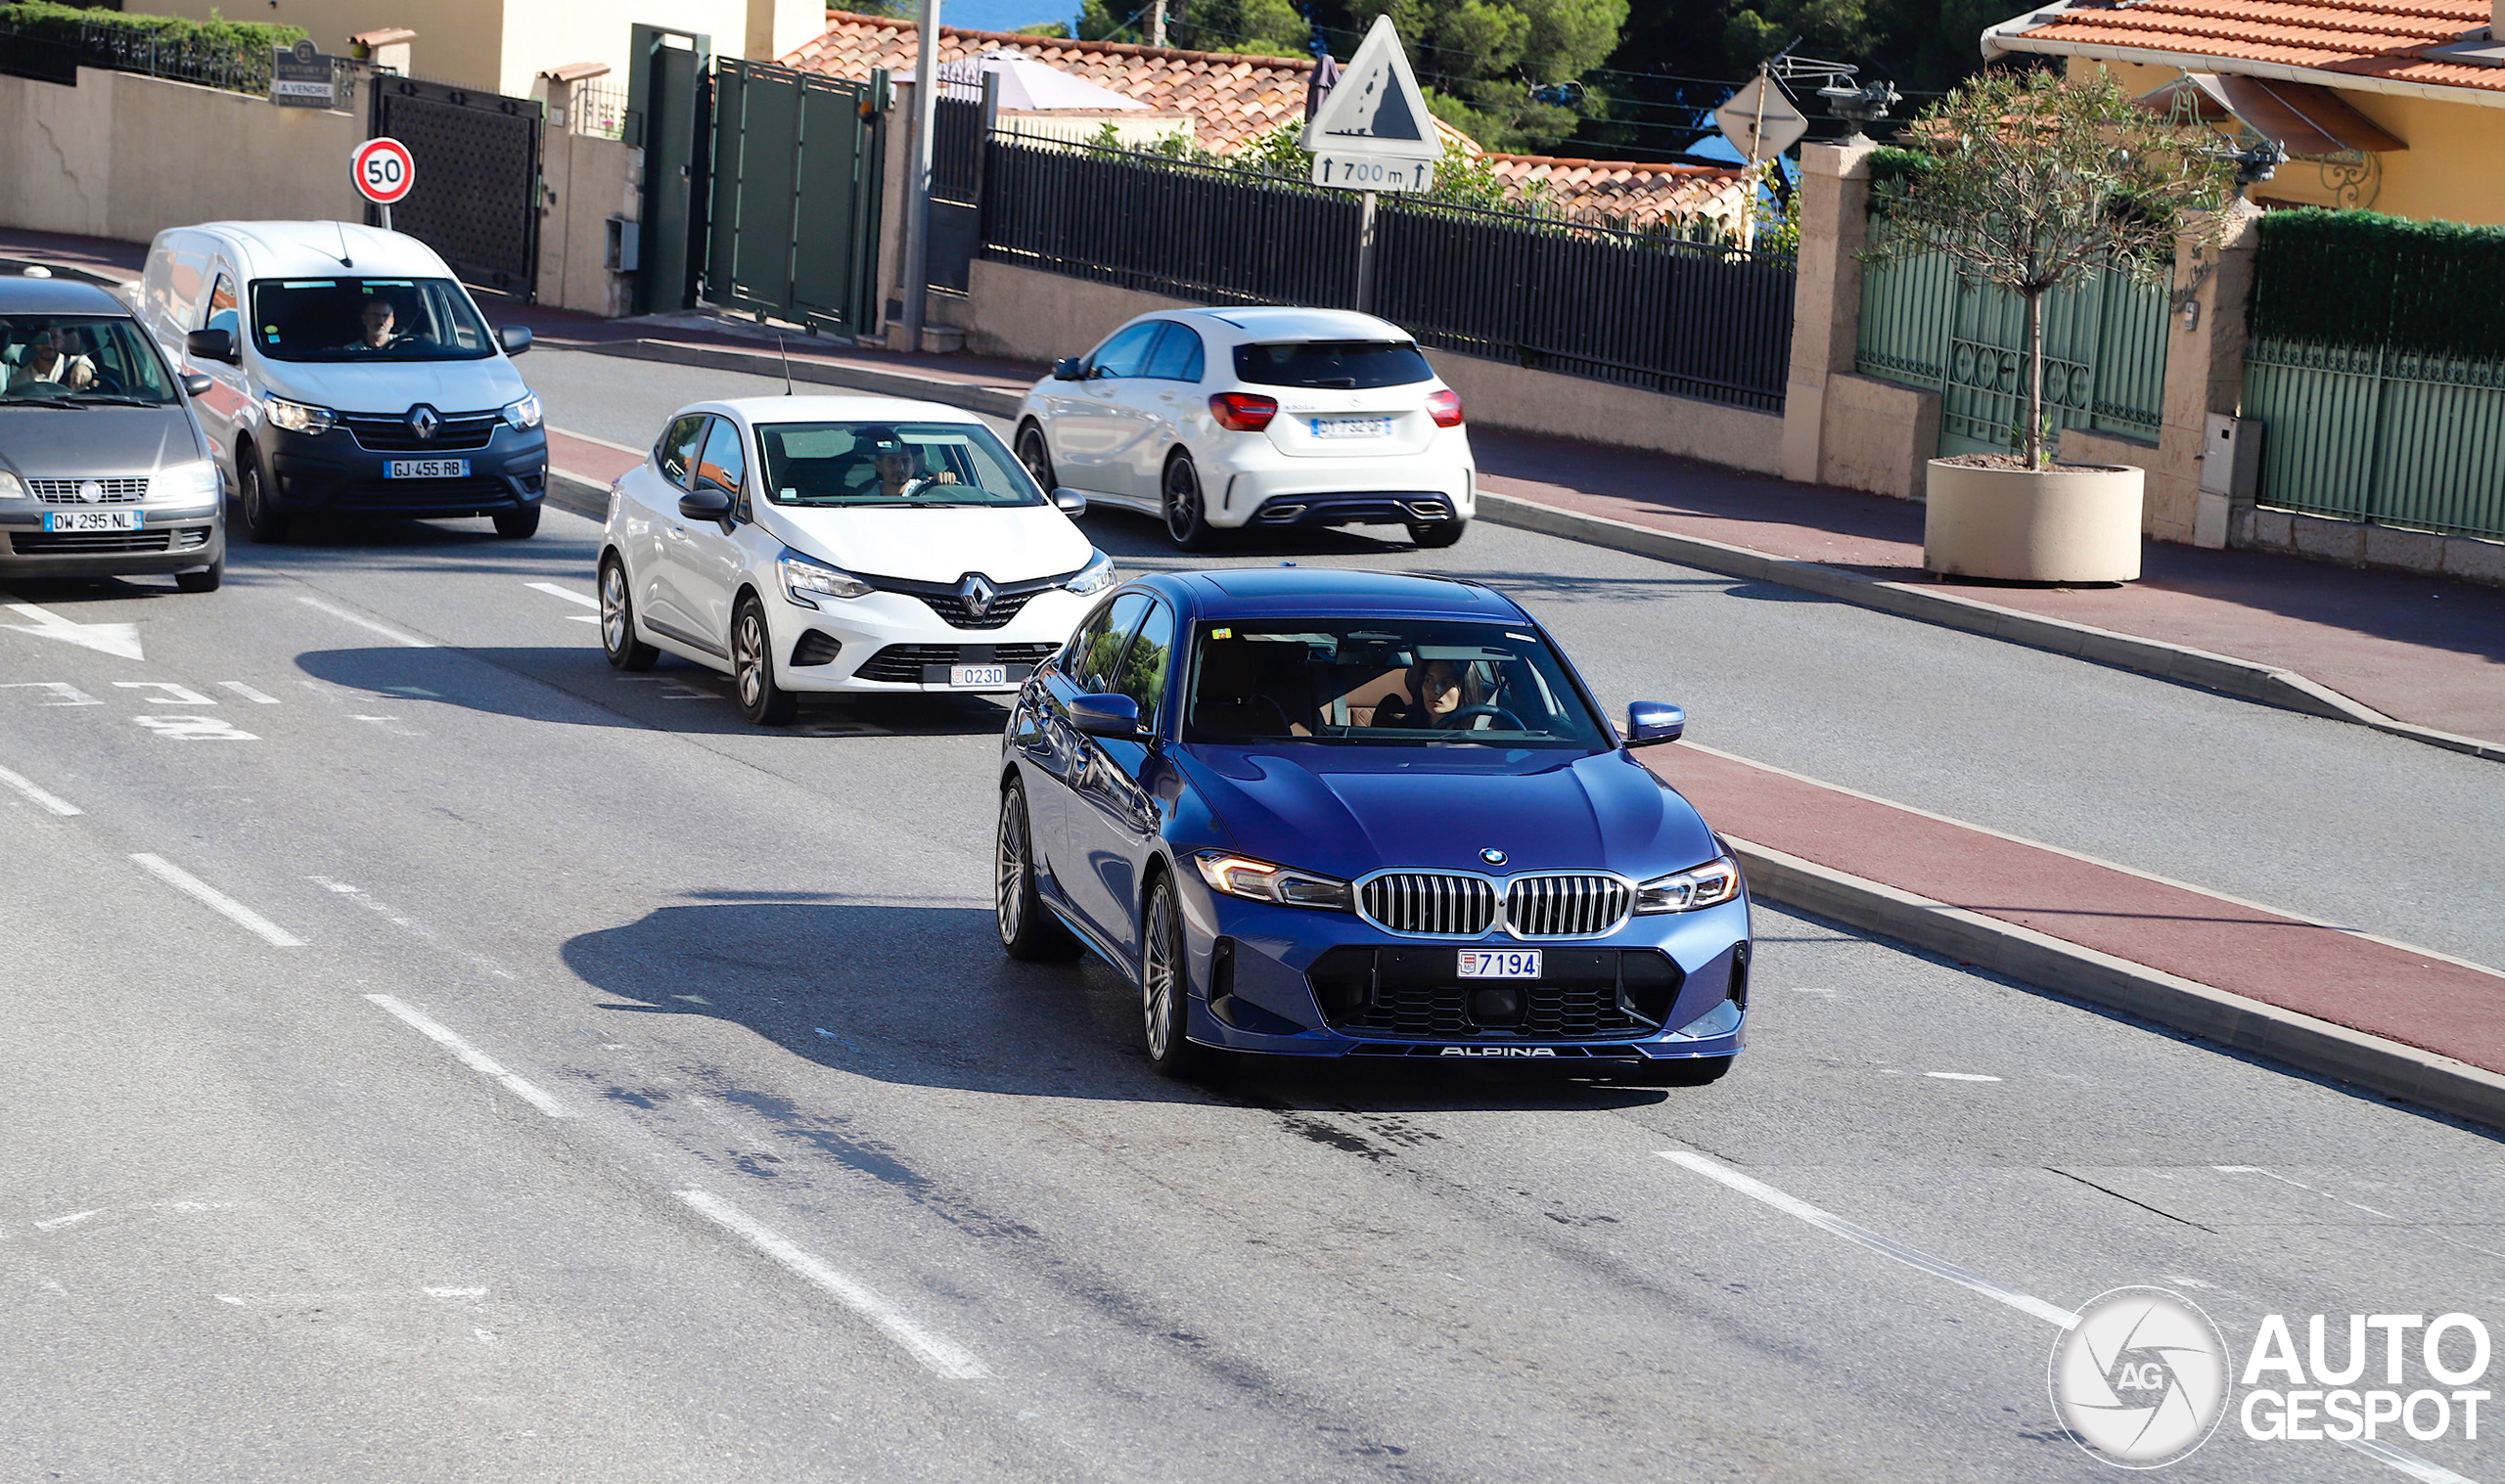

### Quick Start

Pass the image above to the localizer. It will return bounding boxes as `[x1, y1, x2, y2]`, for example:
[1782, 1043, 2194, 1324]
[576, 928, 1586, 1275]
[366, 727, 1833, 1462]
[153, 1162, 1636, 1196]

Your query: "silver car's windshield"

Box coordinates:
[248, 278, 495, 362]
[1184, 620, 1609, 748]
[0, 314, 179, 403]
[753, 421, 1044, 507]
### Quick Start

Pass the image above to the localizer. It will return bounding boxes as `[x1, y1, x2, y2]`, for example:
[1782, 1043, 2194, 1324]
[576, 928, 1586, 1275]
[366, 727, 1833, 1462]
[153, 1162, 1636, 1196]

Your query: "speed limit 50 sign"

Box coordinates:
[351, 137, 415, 205]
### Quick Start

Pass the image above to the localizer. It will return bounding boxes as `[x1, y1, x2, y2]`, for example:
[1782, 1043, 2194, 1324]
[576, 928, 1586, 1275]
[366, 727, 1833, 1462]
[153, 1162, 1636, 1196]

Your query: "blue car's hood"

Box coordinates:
[1175, 743, 1721, 880]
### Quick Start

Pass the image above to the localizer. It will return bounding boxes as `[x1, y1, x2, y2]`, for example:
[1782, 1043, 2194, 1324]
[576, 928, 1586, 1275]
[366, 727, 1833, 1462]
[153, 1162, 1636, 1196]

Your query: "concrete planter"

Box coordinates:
[1923, 460, 2145, 582]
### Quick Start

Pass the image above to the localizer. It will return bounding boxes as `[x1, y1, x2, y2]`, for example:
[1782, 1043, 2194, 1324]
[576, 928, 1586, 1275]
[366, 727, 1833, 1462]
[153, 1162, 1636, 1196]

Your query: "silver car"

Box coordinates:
[0, 274, 225, 591]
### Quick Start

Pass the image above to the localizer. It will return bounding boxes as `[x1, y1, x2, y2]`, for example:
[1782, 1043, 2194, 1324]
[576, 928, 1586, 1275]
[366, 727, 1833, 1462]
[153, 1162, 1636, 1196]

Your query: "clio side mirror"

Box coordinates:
[1052, 487, 1088, 517]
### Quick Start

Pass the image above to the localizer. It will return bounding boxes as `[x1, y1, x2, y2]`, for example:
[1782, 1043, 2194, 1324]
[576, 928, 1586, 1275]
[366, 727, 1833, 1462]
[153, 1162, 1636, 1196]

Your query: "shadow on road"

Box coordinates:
[563, 898, 1671, 1112]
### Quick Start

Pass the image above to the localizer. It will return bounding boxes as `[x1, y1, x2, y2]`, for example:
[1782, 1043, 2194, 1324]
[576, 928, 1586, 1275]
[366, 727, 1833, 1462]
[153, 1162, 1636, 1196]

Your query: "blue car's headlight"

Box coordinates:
[1194, 851, 1351, 912]
[1635, 855, 1741, 914]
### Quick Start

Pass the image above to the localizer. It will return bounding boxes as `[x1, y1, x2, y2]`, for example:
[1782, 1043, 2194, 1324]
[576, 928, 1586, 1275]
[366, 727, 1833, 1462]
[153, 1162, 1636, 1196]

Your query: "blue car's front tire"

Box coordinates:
[1141, 876, 1219, 1079]
[996, 782, 1079, 962]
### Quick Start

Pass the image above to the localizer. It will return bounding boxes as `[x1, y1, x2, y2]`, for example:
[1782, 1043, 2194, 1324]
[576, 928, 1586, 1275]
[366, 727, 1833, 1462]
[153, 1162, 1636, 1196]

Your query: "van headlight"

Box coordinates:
[0, 471, 25, 502]
[149, 460, 220, 504]
[1635, 855, 1741, 914]
[501, 393, 542, 430]
[1065, 550, 1116, 596]
[264, 396, 334, 434]
[779, 550, 872, 608]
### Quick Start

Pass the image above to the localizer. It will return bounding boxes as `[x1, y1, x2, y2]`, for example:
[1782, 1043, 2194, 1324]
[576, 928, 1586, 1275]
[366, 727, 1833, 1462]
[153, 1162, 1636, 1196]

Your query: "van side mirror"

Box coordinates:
[498, 325, 531, 356]
[180, 372, 213, 398]
[1069, 693, 1142, 738]
[677, 486, 733, 524]
[185, 328, 236, 364]
[1625, 701, 1685, 747]
[1051, 356, 1085, 381]
[1052, 487, 1087, 517]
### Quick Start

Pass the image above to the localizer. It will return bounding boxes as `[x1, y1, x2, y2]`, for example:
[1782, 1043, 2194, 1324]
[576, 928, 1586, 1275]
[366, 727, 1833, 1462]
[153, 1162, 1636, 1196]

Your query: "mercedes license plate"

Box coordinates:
[385, 459, 471, 478]
[1458, 949, 1541, 979]
[950, 664, 1009, 687]
[43, 510, 143, 532]
[1311, 416, 1391, 439]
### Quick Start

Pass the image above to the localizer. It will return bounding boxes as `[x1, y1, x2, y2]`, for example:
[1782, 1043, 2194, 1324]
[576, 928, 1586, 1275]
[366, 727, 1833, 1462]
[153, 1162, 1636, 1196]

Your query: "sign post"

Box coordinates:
[351, 136, 416, 232]
[1298, 14, 1440, 313]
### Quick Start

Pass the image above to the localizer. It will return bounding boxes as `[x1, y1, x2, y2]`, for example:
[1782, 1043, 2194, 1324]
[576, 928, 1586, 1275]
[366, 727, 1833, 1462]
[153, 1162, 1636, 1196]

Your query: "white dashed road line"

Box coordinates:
[218, 681, 282, 704]
[364, 995, 576, 1118]
[297, 596, 436, 649]
[1661, 1150, 2479, 1483]
[129, 853, 303, 947]
[0, 761, 81, 816]
[525, 582, 605, 624]
[674, 1189, 991, 1380]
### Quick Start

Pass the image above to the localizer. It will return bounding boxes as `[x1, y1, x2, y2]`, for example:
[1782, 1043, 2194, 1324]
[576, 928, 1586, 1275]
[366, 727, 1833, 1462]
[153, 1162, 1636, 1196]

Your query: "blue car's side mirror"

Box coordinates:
[1070, 692, 1142, 738]
[1625, 701, 1685, 747]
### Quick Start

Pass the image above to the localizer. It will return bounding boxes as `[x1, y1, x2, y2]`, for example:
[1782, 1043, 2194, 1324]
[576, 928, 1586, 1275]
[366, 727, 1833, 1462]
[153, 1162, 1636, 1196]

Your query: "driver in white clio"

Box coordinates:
[860, 427, 958, 499]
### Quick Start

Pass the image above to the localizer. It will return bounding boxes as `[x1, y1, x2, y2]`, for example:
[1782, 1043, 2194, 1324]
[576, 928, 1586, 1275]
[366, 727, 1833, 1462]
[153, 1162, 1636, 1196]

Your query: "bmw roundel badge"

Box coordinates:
[1480, 848, 1507, 866]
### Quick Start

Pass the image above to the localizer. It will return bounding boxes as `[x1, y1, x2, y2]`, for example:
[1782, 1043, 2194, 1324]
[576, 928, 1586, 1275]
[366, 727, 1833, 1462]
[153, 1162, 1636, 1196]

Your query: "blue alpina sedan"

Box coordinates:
[993, 568, 1750, 1083]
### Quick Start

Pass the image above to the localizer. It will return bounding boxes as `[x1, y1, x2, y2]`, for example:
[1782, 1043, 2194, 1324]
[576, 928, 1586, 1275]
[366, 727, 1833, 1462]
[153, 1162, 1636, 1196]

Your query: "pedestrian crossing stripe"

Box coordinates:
[1298, 14, 1441, 161]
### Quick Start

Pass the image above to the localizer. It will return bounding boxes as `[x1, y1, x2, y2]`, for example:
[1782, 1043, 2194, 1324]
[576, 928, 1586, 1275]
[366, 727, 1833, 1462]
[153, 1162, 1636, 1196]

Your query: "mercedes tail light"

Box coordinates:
[1426, 389, 1465, 427]
[1209, 391, 1279, 431]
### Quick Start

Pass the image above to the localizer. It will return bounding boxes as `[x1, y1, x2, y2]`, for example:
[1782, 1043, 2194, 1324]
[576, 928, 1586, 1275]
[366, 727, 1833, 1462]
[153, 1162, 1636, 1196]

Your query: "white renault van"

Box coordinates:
[139, 221, 546, 542]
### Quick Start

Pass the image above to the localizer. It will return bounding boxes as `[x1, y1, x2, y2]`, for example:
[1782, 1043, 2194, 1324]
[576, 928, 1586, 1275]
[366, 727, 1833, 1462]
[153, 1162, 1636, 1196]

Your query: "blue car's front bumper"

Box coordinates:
[1170, 875, 1751, 1064]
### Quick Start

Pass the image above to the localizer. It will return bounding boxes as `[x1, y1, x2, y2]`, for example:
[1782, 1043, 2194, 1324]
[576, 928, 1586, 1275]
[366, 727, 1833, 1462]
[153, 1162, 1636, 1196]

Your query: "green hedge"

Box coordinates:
[0, 2, 305, 56]
[2250, 208, 2505, 360]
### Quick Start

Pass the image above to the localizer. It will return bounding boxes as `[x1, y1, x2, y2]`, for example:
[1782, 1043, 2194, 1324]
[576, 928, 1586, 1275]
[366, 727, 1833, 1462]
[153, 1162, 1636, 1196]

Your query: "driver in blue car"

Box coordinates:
[1370, 658, 1480, 729]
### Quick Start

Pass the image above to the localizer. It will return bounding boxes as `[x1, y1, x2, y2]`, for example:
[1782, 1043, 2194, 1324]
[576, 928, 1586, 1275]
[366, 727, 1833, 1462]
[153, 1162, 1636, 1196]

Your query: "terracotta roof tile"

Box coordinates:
[789, 12, 1753, 223]
[2007, 0, 2505, 95]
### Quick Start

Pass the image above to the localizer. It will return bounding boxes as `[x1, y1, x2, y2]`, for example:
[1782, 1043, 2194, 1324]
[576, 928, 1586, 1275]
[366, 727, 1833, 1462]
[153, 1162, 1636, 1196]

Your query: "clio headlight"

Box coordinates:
[779, 550, 872, 608]
[1635, 855, 1742, 914]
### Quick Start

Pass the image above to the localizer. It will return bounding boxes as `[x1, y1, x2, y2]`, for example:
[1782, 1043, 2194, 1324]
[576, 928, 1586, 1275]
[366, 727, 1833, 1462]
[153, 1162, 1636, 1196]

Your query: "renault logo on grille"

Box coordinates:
[959, 573, 997, 618]
[406, 405, 440, 440]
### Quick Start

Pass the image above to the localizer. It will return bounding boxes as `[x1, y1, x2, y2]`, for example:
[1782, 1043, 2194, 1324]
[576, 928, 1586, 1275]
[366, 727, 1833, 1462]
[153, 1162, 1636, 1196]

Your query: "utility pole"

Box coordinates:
[1147, 0, 1167, 48]
[898, 0, 943, 353]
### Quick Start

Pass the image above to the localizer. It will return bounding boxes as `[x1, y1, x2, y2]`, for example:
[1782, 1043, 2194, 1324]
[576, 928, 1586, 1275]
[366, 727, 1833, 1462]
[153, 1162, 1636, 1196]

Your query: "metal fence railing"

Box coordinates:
[1375, 197, 1796, 411]
[563, 79, 633, 140]
[979, 138, 1795, 412]
[982, 138, 1364, 311]
[0, 21, 279, 95]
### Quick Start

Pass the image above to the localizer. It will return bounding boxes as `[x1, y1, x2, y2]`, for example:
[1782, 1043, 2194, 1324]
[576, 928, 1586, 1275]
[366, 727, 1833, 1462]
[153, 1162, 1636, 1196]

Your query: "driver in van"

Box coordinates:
[342, 297, 404, 351]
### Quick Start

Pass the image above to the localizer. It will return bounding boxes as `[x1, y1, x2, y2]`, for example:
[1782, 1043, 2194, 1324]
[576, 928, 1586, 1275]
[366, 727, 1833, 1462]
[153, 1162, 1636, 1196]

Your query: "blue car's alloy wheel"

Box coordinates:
[995, 783, 1077, 962]
[1140, 877, 1212, 1079]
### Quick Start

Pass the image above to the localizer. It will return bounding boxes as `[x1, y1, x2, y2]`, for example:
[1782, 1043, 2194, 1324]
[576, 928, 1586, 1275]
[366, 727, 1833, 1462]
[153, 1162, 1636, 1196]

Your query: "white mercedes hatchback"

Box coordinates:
[598, 395, 1115, 725]
[1012, 306, 1474, 552]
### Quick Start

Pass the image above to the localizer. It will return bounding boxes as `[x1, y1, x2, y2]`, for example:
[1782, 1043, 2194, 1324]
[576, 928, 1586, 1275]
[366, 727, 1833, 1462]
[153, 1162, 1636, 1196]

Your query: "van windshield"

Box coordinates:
[0, 314, 179, 403]
[248, 278, 494, 362]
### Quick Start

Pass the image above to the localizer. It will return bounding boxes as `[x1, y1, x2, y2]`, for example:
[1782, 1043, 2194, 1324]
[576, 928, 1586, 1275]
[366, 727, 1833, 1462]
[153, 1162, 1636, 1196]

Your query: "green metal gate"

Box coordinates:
[2242, 338, 2505, 540]
[1857, 229, 2169, 457]
[706, 59, 886, 338]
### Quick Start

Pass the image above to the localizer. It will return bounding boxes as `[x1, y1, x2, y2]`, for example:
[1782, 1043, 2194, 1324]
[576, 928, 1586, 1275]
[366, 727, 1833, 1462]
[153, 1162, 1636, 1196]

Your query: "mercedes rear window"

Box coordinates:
[1232, 340, 1432, 389]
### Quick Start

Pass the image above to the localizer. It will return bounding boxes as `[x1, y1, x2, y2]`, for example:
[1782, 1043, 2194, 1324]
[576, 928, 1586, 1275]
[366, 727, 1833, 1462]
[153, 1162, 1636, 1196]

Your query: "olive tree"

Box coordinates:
[1869, 69, 2234, 468]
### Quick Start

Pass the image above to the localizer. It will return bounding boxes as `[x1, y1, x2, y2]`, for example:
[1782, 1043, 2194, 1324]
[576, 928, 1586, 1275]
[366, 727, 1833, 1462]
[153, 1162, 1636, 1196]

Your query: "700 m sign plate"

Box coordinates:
[1310, 154, 1435, 194]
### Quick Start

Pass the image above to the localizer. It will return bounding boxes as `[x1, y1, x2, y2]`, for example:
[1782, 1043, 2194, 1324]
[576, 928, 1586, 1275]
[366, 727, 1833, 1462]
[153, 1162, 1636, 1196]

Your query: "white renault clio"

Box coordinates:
[599, 395, 1115, 725]
[1013, 306, 1474, 552]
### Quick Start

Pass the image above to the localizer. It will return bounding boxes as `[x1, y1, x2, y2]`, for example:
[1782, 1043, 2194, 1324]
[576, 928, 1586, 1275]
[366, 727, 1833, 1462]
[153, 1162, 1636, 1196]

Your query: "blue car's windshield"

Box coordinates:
[1184, 619, 1609, 747]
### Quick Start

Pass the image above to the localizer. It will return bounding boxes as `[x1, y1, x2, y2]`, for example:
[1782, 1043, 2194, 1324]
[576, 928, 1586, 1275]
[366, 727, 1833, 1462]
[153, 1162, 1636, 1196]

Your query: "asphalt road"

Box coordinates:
[2, 351, 2498, 1484]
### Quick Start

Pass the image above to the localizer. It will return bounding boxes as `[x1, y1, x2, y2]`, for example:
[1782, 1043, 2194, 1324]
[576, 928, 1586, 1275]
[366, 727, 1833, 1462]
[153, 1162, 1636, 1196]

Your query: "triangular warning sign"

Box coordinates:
[1298, 14, 1440, 160]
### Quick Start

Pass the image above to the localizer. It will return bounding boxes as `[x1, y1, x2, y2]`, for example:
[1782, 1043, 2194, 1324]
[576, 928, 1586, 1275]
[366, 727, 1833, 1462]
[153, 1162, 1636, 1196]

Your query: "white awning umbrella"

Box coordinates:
[904, 49, 1148, 112]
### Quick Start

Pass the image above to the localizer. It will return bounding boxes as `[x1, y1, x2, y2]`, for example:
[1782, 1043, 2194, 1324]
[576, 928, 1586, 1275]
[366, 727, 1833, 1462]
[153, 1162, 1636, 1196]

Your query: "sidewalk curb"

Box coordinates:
[1480, 493, 2505, 764]
[547, 470, 609, 521]
[548, 332, 2503, 764]
[1730, 835, 2505, 1133]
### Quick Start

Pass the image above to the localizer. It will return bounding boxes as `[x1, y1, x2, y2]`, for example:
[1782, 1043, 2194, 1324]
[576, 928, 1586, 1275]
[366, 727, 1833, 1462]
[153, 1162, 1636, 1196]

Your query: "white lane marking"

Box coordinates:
[525, 581, 601, 609]
[567, 613, 602, 624]
[425, 1286, 488, 1298]
[1662, 1150, 2079, 1328]
[0, 681, 100, 706]
[133, 715, 258, 742]
[0, 762, 81, 816]
[365, 995, 574, 1118]
[310, 877, 516, 981]
[1925, 1072, 2003, 1083]
[297, 596, 435, 649]
[114, 681, 215, 706]
[2, 600, 143, 660]
[1666, 1151, 2477, 1483]
[2216, 1166, 2505, 1260]
[34, 1210, 101, 1231]
[129, 853, 302, 947]
[218, 682, 281, 704]
[674, 1189, 990, 1380]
